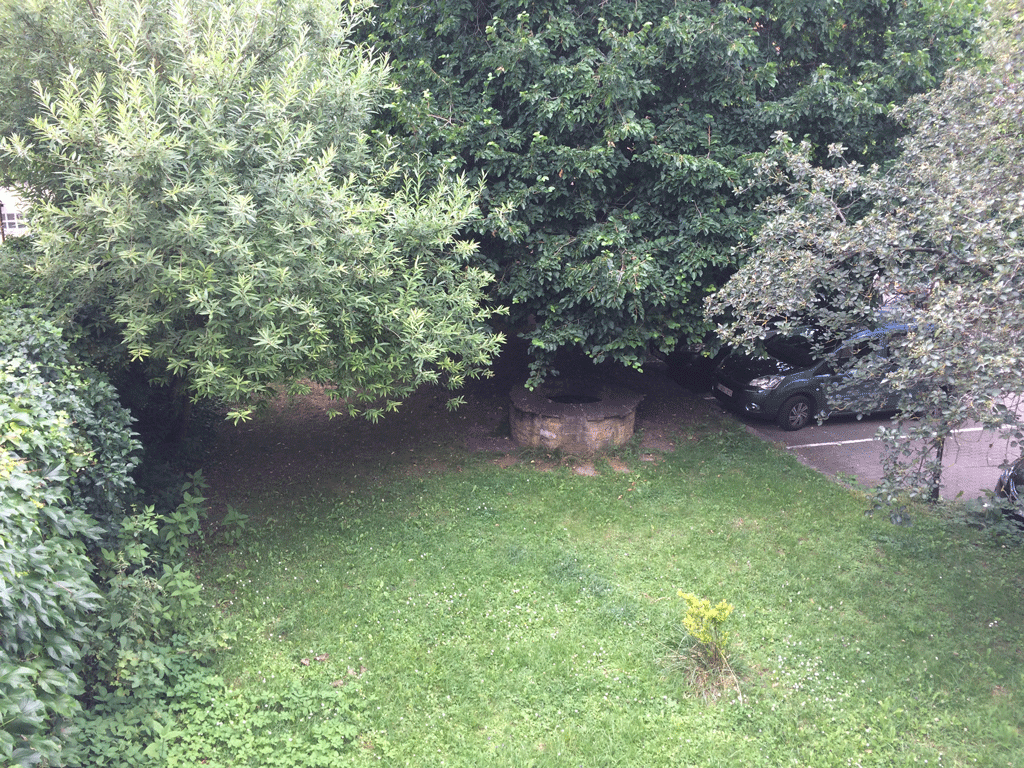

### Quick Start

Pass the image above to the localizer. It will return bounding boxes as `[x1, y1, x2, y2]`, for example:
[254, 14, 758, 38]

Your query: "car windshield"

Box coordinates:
[764, 334, 819, 368]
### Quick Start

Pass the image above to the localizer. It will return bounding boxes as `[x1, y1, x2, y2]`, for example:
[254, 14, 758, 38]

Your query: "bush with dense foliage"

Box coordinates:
[0, 305, 137, 765]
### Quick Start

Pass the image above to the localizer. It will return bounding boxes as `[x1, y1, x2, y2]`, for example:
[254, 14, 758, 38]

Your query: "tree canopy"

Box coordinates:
[0, 0, 503, 421]
[369, 0, 980, 382]
[707, 3, 1024, 502]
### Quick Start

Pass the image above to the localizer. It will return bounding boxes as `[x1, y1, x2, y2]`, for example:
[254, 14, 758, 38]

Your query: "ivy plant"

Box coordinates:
[0, 306, 140, 766]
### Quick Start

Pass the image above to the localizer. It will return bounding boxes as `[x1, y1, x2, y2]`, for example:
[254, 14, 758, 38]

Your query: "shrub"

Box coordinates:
[678, 591, 734, 664]
[672, 591, 740, 703]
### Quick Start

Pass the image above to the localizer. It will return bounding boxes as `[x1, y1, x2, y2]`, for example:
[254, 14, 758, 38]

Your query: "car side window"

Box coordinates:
[853, 342, 874, 358]
[836, 342, 869, 363]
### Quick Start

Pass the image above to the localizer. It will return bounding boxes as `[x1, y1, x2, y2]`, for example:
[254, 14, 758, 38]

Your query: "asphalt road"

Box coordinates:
[708, 397, 1018, 502]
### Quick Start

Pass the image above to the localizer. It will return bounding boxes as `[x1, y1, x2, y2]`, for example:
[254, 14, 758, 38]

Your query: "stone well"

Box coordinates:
[509, 379, 644, 454]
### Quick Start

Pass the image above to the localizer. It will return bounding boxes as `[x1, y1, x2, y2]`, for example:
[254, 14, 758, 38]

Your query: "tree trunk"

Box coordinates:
[929, 432, 945, 503]
[169, 373, 192, 446]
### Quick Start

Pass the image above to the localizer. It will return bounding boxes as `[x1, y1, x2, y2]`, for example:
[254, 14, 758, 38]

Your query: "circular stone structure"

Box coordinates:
[509, 379, 644, 454]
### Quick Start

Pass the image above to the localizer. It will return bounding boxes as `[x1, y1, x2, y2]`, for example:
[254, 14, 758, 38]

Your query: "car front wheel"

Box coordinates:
[777, 395, 813, 431]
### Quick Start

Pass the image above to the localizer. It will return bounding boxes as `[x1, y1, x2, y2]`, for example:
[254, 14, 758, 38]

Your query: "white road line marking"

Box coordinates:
[787, 425, 989, 450]
[787, 437, 877, 449]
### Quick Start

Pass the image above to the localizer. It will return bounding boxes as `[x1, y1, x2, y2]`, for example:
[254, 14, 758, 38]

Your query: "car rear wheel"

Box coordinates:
[777, 395, 813, 431]
[996, 456, 1024, 502]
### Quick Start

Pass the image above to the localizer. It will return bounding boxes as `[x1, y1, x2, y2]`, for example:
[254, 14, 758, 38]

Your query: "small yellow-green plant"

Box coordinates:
[672, 591, 740, 702]
[678, 591, 734, 664]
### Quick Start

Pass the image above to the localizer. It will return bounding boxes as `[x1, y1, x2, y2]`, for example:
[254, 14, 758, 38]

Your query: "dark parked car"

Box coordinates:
[712, 323, 911, 430]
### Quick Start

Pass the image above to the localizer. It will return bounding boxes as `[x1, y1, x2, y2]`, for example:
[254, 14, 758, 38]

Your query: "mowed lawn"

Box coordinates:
[197, 417, 1024, 767]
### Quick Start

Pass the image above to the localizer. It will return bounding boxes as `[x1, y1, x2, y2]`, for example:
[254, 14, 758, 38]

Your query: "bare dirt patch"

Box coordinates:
[604, 457, 632, 473]
[204, 351, 723, 510]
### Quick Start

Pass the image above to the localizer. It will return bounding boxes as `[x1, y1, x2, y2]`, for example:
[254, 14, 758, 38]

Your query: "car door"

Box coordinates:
[827, 331, 902, 416]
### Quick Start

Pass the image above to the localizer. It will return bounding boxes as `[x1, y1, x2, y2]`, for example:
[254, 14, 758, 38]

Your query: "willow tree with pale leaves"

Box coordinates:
[707, 3, 1024, 505]
[1, 0, 503, 428]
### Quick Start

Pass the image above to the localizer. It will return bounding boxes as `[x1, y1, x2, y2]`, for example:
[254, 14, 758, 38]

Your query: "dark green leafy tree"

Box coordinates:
[370, 0, 980, 383]
[0, 0, 503, 423]
[707, 3, 1024, 504]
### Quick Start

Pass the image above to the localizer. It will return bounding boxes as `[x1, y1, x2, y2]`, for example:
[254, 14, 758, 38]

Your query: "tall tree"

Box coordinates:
[707, 2, 1024, 503]
[369, 0, 980, 383]
[0, 0, 503, 423]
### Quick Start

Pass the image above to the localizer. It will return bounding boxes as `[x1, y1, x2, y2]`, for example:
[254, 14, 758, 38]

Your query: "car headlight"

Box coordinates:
[749, 375, 785, 390]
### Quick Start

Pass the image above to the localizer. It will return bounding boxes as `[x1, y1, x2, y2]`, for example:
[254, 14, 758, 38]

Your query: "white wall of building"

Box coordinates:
[0, 187, 29, 237]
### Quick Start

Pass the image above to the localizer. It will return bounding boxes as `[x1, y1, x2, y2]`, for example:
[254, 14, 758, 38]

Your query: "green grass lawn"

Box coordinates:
[192, 420, 1024, 767]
